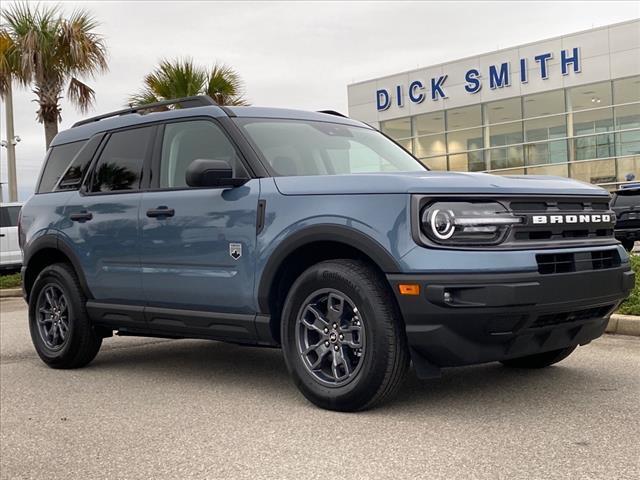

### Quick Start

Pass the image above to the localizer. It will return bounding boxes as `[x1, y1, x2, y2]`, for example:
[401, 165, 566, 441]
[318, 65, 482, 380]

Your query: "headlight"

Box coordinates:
[420, 201, 523, 246]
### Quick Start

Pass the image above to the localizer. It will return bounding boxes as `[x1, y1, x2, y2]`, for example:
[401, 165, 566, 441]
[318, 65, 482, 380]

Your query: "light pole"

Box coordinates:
[1, 81, 19, 202]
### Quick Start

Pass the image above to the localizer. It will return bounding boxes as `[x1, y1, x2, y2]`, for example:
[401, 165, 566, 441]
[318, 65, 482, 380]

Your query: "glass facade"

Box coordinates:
[380, 76, 640, 190]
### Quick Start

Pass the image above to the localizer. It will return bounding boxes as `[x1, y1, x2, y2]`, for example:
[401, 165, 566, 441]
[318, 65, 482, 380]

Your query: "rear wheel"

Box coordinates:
[29, 263, 102, 369]
[281, 259, 409, 411]
[500, 345, 577, 369]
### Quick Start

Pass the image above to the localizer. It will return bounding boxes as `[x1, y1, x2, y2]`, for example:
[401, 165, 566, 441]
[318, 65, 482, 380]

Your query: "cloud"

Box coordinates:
[1, 0, 638, 201]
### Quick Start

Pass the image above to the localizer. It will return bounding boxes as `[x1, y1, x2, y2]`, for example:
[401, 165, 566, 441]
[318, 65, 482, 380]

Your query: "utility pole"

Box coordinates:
[3, 81, 18, 202]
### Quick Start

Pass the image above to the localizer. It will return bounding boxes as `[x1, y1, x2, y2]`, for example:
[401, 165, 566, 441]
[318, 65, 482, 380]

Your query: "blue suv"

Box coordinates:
[20, 96, 635, 411]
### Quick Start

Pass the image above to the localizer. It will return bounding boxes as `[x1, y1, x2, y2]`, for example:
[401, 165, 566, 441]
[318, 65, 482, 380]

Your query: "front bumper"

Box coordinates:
[388, 264, 635, 370]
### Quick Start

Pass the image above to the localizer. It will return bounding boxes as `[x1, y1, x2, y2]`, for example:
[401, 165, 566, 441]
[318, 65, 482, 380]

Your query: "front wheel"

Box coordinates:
[29, 263, 102, 369]
[281, 259, 409, 412]
[500, 345, 577, 369]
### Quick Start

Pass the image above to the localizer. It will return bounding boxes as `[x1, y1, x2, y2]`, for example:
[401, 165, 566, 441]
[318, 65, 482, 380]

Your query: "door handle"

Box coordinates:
[70, 211, 93, 222]
[146, 206, 175, 218]
[0, 233, 5, 237]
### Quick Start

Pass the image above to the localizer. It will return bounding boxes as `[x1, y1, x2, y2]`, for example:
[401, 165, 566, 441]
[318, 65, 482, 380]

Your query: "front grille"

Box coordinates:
[532, 304, 614, 328]
[536, 249, 620, 274]
[504, 197, 616, 247]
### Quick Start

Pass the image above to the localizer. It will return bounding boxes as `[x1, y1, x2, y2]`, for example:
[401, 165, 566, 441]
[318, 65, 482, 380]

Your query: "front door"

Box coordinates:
[139, 119, 259, 340]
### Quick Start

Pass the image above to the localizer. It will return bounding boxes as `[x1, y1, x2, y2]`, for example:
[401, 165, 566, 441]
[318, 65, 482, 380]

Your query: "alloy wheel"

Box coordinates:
[295, 289, 366, 386]
[36, 284, 71, 351]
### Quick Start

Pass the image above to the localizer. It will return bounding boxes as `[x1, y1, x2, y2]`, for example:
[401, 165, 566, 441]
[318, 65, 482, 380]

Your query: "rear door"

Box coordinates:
[139, 119, 259, 340]
[63, 126, 155, 314]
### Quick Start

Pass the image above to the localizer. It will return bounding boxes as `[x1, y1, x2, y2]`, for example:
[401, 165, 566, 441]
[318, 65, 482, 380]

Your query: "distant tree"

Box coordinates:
[1, 2, 108, 147]
[128, 58, 248, 107]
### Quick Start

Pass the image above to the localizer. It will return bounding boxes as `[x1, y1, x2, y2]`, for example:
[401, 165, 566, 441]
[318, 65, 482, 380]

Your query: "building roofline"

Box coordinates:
[348, 18, 640, 87]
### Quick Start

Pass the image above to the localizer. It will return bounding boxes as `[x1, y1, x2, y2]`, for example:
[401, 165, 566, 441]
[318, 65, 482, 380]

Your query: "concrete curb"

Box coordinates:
[0, 288, 22, 298]
[606, 314, 640, 337]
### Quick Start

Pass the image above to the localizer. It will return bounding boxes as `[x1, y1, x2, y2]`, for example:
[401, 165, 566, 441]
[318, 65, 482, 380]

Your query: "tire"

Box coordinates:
[620, 238, 635, 252]
[281, 259, 409, 412]
[28, 263, 102, 369]
[500, 345, 577, 369]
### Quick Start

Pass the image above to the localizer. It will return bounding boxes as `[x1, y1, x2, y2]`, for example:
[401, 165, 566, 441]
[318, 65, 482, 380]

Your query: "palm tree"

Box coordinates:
[128, 58, 248, 108]
[1, 3, 108, 148]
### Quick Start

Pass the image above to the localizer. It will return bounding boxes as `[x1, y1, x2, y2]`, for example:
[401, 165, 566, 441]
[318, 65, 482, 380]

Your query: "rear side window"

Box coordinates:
[0, 206, 21, 228]
[37, 141, 85, 193]
[90, 127, 153, 193]
[56, 134, 104, 191]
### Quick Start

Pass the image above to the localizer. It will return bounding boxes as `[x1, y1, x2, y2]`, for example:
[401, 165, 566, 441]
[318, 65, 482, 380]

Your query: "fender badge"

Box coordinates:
[229, 243, 242, 260]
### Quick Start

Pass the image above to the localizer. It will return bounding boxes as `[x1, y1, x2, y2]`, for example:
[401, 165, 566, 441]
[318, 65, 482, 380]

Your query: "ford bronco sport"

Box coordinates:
[20, 96, 635, 411]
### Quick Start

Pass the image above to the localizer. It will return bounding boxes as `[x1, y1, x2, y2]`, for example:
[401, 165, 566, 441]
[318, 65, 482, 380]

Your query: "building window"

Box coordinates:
[523, 89, 566, 118]
[447, 128, 484, 170]
[414, 112, 445, 135]
[380, 117, 412, 151]
[613, 76, 640, 156]
[423, 156, 447, 171]
[446, 105, 482, 129]
[380, 118, 411, 139]
[414, 134, 447, 159]
[485, 98, 523, 170]
[569, 81, 614, 160]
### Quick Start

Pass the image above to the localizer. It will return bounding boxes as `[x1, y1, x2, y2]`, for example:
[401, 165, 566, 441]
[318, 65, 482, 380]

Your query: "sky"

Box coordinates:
[1, 0, 639, 201]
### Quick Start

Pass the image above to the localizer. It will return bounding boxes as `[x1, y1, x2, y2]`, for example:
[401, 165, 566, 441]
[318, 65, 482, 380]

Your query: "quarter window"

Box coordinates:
[37, 141, 85, 193]
[159, 120, 246, 188]
[91, 127, 153, 193]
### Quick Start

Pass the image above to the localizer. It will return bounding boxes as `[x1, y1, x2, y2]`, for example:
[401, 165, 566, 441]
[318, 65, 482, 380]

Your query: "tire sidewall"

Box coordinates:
[29, 265, 85, 365]
[281, 262, 396, 409]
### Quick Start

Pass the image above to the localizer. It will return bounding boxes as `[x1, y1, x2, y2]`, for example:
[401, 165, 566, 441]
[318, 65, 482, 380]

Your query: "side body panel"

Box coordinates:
[20, 192, 75, 256]
[139, 181, 260, 314]
[59, 191, 143, 303]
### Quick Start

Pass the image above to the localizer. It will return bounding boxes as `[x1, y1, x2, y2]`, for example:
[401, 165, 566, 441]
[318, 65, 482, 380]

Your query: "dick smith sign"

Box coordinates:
[376, 47, 581, 111]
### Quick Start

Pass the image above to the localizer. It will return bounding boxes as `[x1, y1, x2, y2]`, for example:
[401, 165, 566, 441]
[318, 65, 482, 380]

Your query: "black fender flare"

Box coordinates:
[23, 234, 94, 301]
[257, 224, 401, 313]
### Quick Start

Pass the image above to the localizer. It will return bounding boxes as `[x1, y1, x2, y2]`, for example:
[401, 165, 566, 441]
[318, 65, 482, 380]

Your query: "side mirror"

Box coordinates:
[185, 159, 248, 188]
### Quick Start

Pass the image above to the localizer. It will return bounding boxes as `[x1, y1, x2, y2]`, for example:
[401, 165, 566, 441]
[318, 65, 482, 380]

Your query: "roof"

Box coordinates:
[52, 103, 368, 147]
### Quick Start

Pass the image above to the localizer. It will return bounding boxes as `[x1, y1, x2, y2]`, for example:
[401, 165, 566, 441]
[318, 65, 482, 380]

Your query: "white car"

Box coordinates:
[0, 202, 23, 270]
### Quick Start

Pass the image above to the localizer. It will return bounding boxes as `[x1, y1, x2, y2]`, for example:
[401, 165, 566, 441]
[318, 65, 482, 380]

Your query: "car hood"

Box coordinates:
[273, 171, 610, 197]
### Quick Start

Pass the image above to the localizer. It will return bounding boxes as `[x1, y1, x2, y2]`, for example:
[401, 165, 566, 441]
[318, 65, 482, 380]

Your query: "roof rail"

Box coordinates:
[317, 110, 348, 118]
[72, 95, 218, 128]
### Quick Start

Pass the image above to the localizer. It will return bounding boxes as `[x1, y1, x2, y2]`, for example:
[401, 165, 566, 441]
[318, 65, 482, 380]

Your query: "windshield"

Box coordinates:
[235, 118, 426, 176]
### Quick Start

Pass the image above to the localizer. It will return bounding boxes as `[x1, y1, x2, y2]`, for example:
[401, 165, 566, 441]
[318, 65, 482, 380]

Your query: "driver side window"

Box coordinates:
[160, 120, 246, 188]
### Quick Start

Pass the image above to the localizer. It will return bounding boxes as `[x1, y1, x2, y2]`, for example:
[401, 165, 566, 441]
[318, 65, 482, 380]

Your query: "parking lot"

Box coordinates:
[1, 296, 639, 479]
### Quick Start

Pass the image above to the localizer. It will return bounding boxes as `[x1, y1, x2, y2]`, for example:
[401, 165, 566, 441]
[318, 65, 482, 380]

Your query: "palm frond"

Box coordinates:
[126, 88, 162, 108]
[0, 28, 19, 95]
[1, 2, 107, 121]
[66, 76, 95, 113]
[206, 63, 249, 106]
[128, 57, 206, 106]
[58, 8, 108, 77]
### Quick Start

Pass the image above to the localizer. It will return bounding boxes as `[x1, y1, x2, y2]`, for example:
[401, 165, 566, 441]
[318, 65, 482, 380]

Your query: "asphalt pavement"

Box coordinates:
[1, 297, 639, 480]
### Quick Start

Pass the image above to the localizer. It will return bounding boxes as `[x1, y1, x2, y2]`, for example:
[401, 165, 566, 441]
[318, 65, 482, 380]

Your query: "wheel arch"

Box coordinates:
[23, 235, 93, 302]
[257, 224, 401, 343]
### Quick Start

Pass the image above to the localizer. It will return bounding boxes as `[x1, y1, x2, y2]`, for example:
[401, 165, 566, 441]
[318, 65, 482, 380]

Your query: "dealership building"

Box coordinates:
[347, 20, 640, 189]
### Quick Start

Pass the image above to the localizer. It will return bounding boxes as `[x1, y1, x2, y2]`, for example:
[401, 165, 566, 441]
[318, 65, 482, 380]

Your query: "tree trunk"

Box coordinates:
[44, 119, 58, 149]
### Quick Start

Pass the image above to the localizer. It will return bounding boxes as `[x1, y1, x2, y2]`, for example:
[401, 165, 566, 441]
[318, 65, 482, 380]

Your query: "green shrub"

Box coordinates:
[0, 272, 21, 289]
[617, 254, 639, 316]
